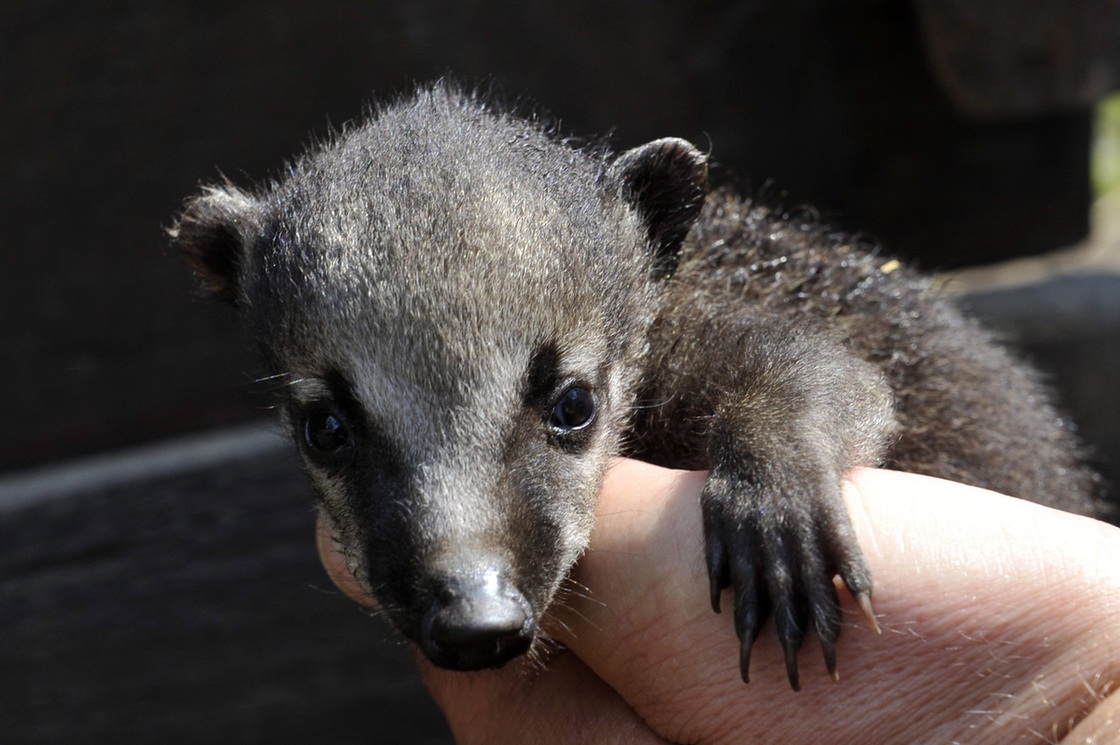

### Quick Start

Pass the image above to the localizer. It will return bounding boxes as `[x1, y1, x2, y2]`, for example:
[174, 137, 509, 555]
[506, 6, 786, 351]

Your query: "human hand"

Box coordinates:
[318, 460, 1120, 744]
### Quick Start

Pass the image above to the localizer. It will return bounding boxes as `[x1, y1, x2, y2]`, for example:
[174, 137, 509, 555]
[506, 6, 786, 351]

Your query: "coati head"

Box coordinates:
[173, 85, 707, 670]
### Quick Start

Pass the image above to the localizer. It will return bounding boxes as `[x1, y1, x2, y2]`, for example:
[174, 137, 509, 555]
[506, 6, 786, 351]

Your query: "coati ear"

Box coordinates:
[170, 184, 260, 305]
[609, 138, 708, 276]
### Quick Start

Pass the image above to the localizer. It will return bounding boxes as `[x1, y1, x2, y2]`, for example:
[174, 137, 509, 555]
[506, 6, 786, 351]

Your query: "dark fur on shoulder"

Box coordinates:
[171, 83, 1101, 690]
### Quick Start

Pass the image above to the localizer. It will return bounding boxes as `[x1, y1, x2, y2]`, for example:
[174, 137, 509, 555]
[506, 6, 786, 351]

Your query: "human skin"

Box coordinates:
[317, 460, 1120, 744]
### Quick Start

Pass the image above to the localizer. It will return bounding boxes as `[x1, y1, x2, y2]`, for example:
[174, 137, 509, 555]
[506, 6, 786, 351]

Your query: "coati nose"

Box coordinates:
[419, 570, 536, 671]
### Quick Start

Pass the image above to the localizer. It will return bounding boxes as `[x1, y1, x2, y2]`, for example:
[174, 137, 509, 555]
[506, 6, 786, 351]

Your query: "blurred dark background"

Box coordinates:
[2, 1, 1118, 743]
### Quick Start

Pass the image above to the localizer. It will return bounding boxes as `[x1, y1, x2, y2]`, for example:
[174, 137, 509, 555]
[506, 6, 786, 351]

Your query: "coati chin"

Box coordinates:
[172, 83, 1101, 691]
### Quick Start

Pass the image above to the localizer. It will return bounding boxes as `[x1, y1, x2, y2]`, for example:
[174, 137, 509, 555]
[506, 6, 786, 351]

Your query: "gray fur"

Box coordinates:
[172, 83, 1101, 688]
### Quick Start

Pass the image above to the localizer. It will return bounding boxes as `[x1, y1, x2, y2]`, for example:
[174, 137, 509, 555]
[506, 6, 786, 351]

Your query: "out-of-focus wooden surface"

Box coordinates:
[0, 426, 453, 744]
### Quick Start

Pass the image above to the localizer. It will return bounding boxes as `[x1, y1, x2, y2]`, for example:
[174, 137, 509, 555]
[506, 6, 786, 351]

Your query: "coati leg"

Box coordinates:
[684, 323, 894, 690]
[613, 137, 895, 690]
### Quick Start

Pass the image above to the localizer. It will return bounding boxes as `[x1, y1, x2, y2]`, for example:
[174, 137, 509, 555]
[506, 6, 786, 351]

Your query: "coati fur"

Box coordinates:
[172, 84, 1101, 690]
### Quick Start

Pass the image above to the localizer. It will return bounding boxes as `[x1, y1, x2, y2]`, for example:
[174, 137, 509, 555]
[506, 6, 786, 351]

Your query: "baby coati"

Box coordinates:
[173, 83, 1101, 691]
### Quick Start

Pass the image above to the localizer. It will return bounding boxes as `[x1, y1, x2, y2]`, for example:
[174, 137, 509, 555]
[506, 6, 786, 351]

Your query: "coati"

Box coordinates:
[172, 83, 1101, 691]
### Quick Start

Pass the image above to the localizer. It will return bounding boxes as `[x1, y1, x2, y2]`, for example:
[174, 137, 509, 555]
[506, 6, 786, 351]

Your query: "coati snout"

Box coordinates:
[174, 83, 1101, 688]
[419, 568, 535, 670]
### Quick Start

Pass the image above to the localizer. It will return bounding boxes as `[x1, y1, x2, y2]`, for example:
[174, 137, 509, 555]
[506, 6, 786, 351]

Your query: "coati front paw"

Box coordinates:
[701, 469, 878, 690]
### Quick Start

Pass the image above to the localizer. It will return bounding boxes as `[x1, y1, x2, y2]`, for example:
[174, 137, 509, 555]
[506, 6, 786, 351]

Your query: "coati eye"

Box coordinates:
[303, 410, 351, 455]
[550, 387, 596, 431]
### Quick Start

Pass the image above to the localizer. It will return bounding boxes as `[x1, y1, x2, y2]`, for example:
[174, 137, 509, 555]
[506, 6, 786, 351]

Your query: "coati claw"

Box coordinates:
[701, 470, 870, 691]
[855, 591, 881, 635]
